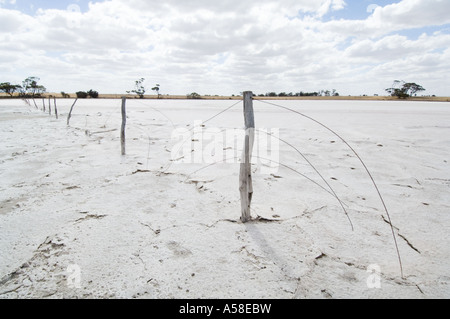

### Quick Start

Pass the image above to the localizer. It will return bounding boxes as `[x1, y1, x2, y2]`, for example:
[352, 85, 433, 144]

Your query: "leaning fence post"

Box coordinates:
[240, 91, 255, 223]
[48, 97, 52, 116]
[67, 98, 78, 126]
[121, 97, 127, 156]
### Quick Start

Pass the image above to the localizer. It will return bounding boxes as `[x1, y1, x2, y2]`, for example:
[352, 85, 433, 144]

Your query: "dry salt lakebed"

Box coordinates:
[0, 98, 449, 299]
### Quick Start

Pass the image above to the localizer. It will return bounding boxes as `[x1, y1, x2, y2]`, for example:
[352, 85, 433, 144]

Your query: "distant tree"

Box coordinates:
[403, 82, 426, 97]
[61, 91, 71, 98]
[152, 84, 161, 98]
[20, 76, 46, 98]
[386, 80, 406, 98]
[386, 80, 425, 99]
[0, 82, 21, 97]
[127, 78, 146, 99]
[187, 92, 201, 99]
[266, 92, 277, 97]
[21, 77, 36, 95]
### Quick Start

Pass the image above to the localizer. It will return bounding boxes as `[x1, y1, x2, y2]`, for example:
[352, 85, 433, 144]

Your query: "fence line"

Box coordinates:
[161, 96, 351, 226]
[16, 93, 403, 278]
[154, 95, 350, 224]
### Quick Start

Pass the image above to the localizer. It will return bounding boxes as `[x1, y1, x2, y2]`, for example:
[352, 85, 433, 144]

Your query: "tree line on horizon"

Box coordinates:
[1, 77, 428, 99]
[0, 76, 100, 99]
[254, 89, 340, 97]
[0, 77, 46, 98]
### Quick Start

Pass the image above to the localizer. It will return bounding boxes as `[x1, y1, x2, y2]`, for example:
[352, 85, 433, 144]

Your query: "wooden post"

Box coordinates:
[121, 97, 127, 156]
[240, 91, 255, 223]
[54, 97, 58, 119]
[67, 98, 78, 126]
[42, 98, 46, 112]
[48, 97, 51, 116]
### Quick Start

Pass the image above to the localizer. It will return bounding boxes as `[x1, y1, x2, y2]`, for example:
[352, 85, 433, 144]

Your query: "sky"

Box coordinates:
[1, 0, 449, 96]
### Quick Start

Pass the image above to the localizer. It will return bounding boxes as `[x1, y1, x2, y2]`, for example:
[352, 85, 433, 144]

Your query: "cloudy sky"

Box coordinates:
[1, 0, 449, 96]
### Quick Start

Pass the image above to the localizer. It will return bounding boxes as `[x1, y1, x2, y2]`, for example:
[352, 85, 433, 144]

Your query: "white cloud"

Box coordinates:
[0, 0, 449, 96]
[373, 0, 450, 29]
[345, 33, 450, 61]
[316, 0, 347, 17]
[320, 0, 450, 39]
[0, 0, 16, 5]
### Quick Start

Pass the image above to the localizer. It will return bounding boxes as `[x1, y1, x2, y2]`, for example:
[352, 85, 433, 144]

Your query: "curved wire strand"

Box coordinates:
[255, 99, 404, 278]
[184, 155, 342, 203]
[160, 100, 242, 174]
[256, 129, 353, 230]
[133, 99, 177, 129]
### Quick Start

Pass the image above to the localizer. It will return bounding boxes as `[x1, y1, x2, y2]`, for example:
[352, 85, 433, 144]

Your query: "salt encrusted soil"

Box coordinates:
[0, 98, 449, 299]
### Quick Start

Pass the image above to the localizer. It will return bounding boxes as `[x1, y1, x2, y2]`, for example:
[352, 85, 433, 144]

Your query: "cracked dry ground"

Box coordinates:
[1, 167, 429, 299]
[2, 100, 449, 299]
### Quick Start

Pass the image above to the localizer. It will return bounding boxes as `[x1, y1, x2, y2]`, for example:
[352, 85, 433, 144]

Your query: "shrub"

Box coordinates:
[87, 90, 99, 98]
[76, 91, 88, 98]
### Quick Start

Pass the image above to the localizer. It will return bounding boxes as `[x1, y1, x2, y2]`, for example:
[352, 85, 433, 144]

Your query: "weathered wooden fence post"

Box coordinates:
[121, 97, 127, 156]
[32, 98, 38, 109]
[42, 98, 46, 112]
[48, 97, 52, 116]
[240, 91, 255, 223]
[54, 97, 58, 119]
[67, 98, 78, 126]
